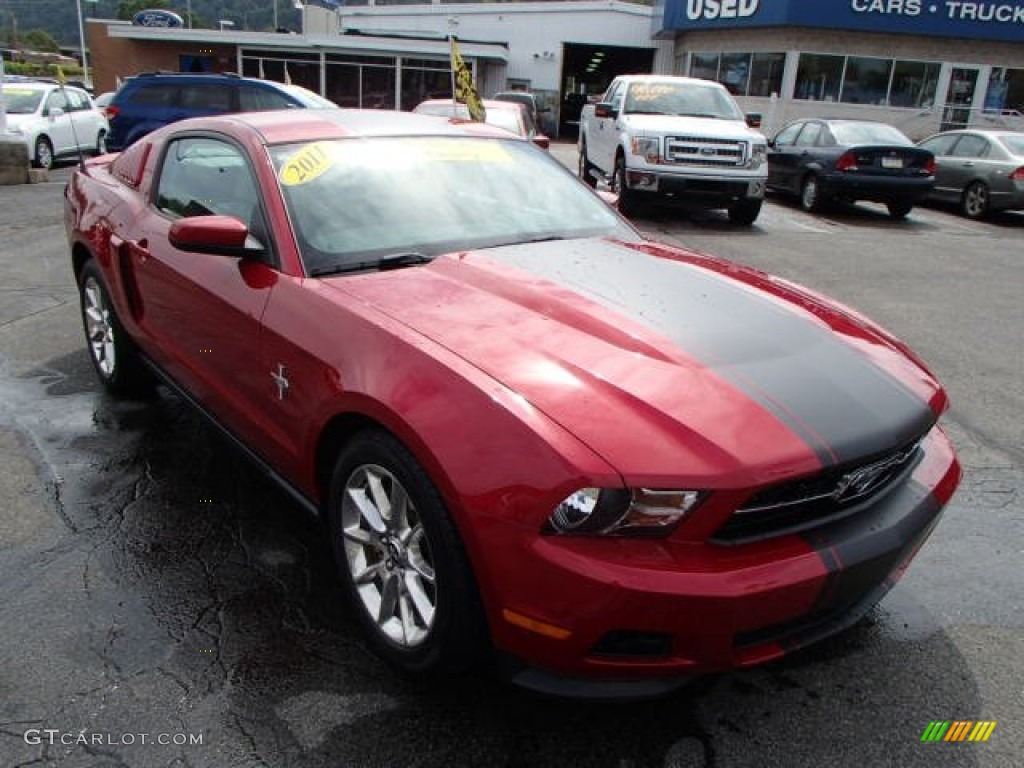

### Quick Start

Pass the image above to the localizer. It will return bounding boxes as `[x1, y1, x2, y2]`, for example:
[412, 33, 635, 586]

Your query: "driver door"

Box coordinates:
[126, 134, 279, 445]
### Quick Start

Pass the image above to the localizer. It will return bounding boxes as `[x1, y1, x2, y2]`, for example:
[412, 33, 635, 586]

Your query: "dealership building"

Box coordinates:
[88, 0, 1023, 139]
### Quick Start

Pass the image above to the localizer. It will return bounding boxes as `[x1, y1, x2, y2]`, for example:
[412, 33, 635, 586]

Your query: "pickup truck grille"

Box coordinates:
[665, 136, 747, 167]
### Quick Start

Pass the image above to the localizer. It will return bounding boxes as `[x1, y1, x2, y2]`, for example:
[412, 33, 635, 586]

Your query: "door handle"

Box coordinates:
[962, 161, 974, 167]
[126, 237, 150, 262]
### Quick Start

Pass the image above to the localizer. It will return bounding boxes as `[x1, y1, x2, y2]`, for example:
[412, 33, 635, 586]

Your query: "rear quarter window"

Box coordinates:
[126, 84, 179, 107]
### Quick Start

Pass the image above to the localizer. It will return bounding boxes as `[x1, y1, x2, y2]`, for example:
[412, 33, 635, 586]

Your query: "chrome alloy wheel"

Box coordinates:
[341, 464, 436, 648]
[83, 276, 116, 378]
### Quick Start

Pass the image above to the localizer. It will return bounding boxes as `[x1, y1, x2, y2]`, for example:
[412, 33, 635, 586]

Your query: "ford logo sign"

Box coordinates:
[700, 146, 717, 156]
[132, 9, 185, 28]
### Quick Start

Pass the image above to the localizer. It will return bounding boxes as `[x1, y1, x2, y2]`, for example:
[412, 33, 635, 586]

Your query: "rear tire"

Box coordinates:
[327, 429, 487, 676]
[961, 181, 990, 219]
[578, 141, 597, 188]
[886, 201, 913, 219]
[78, 260, 151, 397]
[728, 199, 762, 226]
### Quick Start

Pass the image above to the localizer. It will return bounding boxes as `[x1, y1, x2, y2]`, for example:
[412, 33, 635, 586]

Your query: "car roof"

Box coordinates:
[415, 99, 522, 111]
[161, 108, 519, 146]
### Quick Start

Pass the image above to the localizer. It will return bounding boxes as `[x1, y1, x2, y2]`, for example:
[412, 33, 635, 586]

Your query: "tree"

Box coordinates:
[21, 28, 60, 53]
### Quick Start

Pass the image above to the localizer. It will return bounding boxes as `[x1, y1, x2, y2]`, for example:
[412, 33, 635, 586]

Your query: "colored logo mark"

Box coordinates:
[921, 721, 997, 742]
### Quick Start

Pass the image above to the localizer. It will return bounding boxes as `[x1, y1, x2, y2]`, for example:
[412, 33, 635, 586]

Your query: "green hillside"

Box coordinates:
[1, 0, 305, 48]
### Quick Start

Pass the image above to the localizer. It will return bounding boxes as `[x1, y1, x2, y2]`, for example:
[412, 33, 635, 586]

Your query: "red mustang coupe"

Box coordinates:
[65, 110, 960, 698]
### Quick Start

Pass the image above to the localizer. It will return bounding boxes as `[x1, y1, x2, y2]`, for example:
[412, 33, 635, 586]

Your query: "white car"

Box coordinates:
[1, 79, 109, 170]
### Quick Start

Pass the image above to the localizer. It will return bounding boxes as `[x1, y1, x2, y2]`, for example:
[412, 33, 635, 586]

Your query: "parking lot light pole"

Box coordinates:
[75, 0, 100, 86]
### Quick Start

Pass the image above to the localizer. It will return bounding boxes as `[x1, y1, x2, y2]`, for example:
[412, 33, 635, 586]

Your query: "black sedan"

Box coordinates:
[767, 119, 935, 219]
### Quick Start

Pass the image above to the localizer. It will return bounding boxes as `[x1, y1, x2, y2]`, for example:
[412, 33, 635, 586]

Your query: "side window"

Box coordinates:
[179, 84, 233, 112]
[919, 134, 958, 156]
[45, 91, 69, 115]
[155, 137, 262, 230]
[66, 89, 89, 112]
[773, 122, 803, 146]
[239, 86, 296, 111]
[795, 122, 823, 147]
[607, 82, 625, 112]
[949, 134, 990, 158]
[127, 84, 178, 107]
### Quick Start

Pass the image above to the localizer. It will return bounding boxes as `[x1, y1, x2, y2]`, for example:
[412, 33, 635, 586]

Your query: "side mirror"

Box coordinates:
[532, 134, 550, 150]
[47, 106, 65, 120]
[595, 102, 618, 120]
[767, 137, 776, 149]
[169, 215, 262, 257]
[745, 112, 763, 129]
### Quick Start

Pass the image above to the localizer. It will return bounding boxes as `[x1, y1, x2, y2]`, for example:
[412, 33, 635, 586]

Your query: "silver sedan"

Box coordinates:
[918, 129, 1024, 218]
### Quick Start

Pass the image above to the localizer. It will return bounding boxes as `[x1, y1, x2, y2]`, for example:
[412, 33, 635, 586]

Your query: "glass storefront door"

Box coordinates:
[941, 67, 980, 130]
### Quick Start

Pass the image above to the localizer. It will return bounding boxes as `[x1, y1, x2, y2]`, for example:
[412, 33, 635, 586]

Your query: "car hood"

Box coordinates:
[3, 113, 37, 131]
[324, 238, 941, 485]
[623, 114, 760, 140]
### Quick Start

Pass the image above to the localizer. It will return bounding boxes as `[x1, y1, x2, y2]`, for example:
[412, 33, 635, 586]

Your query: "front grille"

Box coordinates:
[665, 136, 747, 167]
[712, 440, 923, 544]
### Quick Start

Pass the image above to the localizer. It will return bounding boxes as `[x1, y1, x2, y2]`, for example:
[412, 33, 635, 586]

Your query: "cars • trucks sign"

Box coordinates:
[661, 0, 1024, 43]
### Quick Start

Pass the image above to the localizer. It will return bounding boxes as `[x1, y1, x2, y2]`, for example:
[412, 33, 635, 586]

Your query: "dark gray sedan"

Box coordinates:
[767, 119, 935, 219]
[917, 129, 1024, 219]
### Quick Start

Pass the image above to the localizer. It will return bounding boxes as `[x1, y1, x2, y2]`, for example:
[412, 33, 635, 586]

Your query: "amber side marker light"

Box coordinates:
[502, 609, 572, 640]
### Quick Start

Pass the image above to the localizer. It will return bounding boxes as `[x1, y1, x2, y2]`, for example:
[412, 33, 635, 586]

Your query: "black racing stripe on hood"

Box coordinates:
[481, 238, 935, 467]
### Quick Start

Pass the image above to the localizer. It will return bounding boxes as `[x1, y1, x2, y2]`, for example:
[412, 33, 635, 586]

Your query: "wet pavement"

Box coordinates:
[0, 168, 1020, 767]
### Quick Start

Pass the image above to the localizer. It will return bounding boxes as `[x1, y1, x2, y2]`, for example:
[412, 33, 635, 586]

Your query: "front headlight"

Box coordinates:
[748, 142, 767, 169]
[631, 137, 660, 163]
[547, 487, 705, 536]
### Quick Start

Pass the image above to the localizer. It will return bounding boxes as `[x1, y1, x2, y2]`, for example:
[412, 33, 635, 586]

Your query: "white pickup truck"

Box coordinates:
[578, 75, 768, 224]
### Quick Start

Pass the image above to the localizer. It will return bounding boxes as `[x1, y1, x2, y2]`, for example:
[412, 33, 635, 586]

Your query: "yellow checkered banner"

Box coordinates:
[450, 37, 486, 123]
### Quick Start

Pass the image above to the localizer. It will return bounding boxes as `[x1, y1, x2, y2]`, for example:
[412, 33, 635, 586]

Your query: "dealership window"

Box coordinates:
[795, 54, 939, 108]
[324, 53, 396, 109]
[400, 58, 452, 111]
[840, 57, 892, 105]
[986, 67, 1024, 113]
[795, 54, 844, 102]
[688, 52, 784, 97]
[890, 61, 940, 108]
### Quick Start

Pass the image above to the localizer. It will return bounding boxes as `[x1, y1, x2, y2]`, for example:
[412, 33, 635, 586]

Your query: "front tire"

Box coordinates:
[728, 199, 762, 226]
[961, 181, 990, 219]
[578, 141, 597, 188]
[614, 154, 640, 217]
[328, 429, 487, 675]
[78, 260, 150, 396]
[33, 136, 54, 170]
[800, 174, 824, 212]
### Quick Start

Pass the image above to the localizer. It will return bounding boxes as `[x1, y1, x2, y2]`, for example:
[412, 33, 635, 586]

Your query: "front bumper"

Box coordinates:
[625, 167, 766, 203]
[481, 425, 959, 691]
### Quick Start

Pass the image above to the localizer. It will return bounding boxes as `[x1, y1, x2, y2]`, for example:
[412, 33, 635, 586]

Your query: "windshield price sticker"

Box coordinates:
[279, 142, 334, 186]
[420, 139, 512, 164]
[630, 84, 677, 103]
[3, 88, 34, 95]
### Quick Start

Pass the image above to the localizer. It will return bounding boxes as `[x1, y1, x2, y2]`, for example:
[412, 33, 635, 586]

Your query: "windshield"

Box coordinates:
[831, 122, 912, 146]
[623, 81, 743, 120]
[270, 136, 631, 275]
[998, 134, 1024, 156]
[1, 88, 44, 114]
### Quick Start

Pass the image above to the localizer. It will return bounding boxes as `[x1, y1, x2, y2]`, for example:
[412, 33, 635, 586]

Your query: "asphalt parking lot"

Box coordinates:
[0, 155, 1021, 767]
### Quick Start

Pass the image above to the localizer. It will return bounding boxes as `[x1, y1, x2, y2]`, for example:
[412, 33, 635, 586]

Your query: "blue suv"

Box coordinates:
[105, 72, 335, 152]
